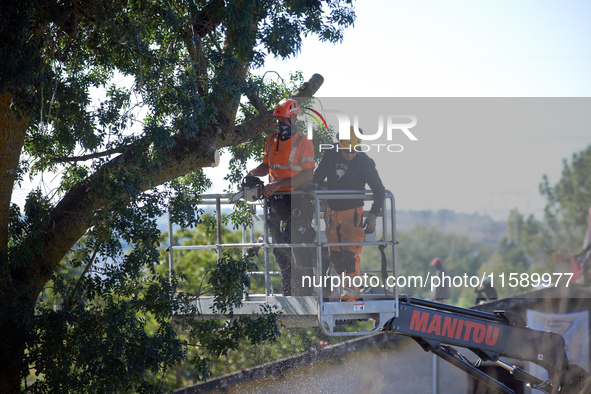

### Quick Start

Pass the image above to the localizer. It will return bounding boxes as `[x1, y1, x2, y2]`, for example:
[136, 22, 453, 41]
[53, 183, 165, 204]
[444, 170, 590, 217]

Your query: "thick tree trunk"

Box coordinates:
[0, 74, 324, 393]
[0, 287, 33, 393]
[0, 92, 32, 394]
[0, 93, 29, 278]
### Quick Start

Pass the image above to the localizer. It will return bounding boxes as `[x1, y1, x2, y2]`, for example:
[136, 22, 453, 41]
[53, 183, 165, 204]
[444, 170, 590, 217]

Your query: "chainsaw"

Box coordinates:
[232, 176, 264, 202]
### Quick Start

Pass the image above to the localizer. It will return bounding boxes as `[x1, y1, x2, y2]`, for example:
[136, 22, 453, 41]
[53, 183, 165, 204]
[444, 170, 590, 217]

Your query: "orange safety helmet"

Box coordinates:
[273, 98, 300, 118]
[339, 126, 362, 149]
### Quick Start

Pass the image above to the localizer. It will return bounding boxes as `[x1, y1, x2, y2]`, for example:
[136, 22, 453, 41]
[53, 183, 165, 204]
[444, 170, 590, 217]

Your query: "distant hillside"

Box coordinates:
[396, 210, 507, 247]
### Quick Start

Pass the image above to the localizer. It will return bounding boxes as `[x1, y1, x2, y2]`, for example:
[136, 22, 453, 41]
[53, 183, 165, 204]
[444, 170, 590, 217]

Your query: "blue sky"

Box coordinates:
[257, 0, 591, 97]
[13, 1, 591, 222]
[205, 0, 591, 221]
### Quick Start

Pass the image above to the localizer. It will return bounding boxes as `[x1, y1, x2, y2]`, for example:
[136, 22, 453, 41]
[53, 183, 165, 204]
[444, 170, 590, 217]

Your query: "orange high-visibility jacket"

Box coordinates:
[263, 132, 315, 191]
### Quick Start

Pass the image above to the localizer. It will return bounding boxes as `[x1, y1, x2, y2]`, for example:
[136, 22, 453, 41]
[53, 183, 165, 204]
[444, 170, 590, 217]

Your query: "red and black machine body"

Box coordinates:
[383, 296, 590, 394]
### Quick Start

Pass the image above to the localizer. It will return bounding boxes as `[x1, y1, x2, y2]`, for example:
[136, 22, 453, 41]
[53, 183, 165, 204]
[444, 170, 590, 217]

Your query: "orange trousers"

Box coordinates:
[324, 206, 365, 282]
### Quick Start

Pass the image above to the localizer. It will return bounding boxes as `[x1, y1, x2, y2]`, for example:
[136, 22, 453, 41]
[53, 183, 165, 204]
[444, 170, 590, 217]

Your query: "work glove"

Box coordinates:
[363, 213, 377, 234]
[252, 235, 264, 254]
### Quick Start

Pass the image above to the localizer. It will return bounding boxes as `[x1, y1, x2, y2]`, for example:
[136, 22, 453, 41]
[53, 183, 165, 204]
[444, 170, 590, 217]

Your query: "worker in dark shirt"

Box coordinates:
[313, 128, 385, 300]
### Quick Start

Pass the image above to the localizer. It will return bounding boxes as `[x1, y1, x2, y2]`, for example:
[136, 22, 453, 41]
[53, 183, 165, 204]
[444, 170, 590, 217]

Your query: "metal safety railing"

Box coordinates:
[166, 189, 399, 336]
[311, 190, 398, 335]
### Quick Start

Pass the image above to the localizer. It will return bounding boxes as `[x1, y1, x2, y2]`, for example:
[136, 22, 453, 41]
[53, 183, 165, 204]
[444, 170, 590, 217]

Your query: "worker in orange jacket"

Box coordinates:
[248, 98, 316, 296]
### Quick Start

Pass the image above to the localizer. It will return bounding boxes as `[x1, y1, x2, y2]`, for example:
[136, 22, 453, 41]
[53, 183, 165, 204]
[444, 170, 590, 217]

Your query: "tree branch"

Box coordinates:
[244, 79, 265, 114]
[49, 146, 128, 163]
[223, 73, 325, 147]
[183, 0, 223, 96]
[25, 74, 324, 303]
[64, 243, 100, 310]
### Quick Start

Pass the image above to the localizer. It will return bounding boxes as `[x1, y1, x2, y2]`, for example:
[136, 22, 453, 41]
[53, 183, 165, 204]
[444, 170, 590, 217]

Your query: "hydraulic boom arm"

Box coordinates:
[382, 296, 590, 394]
